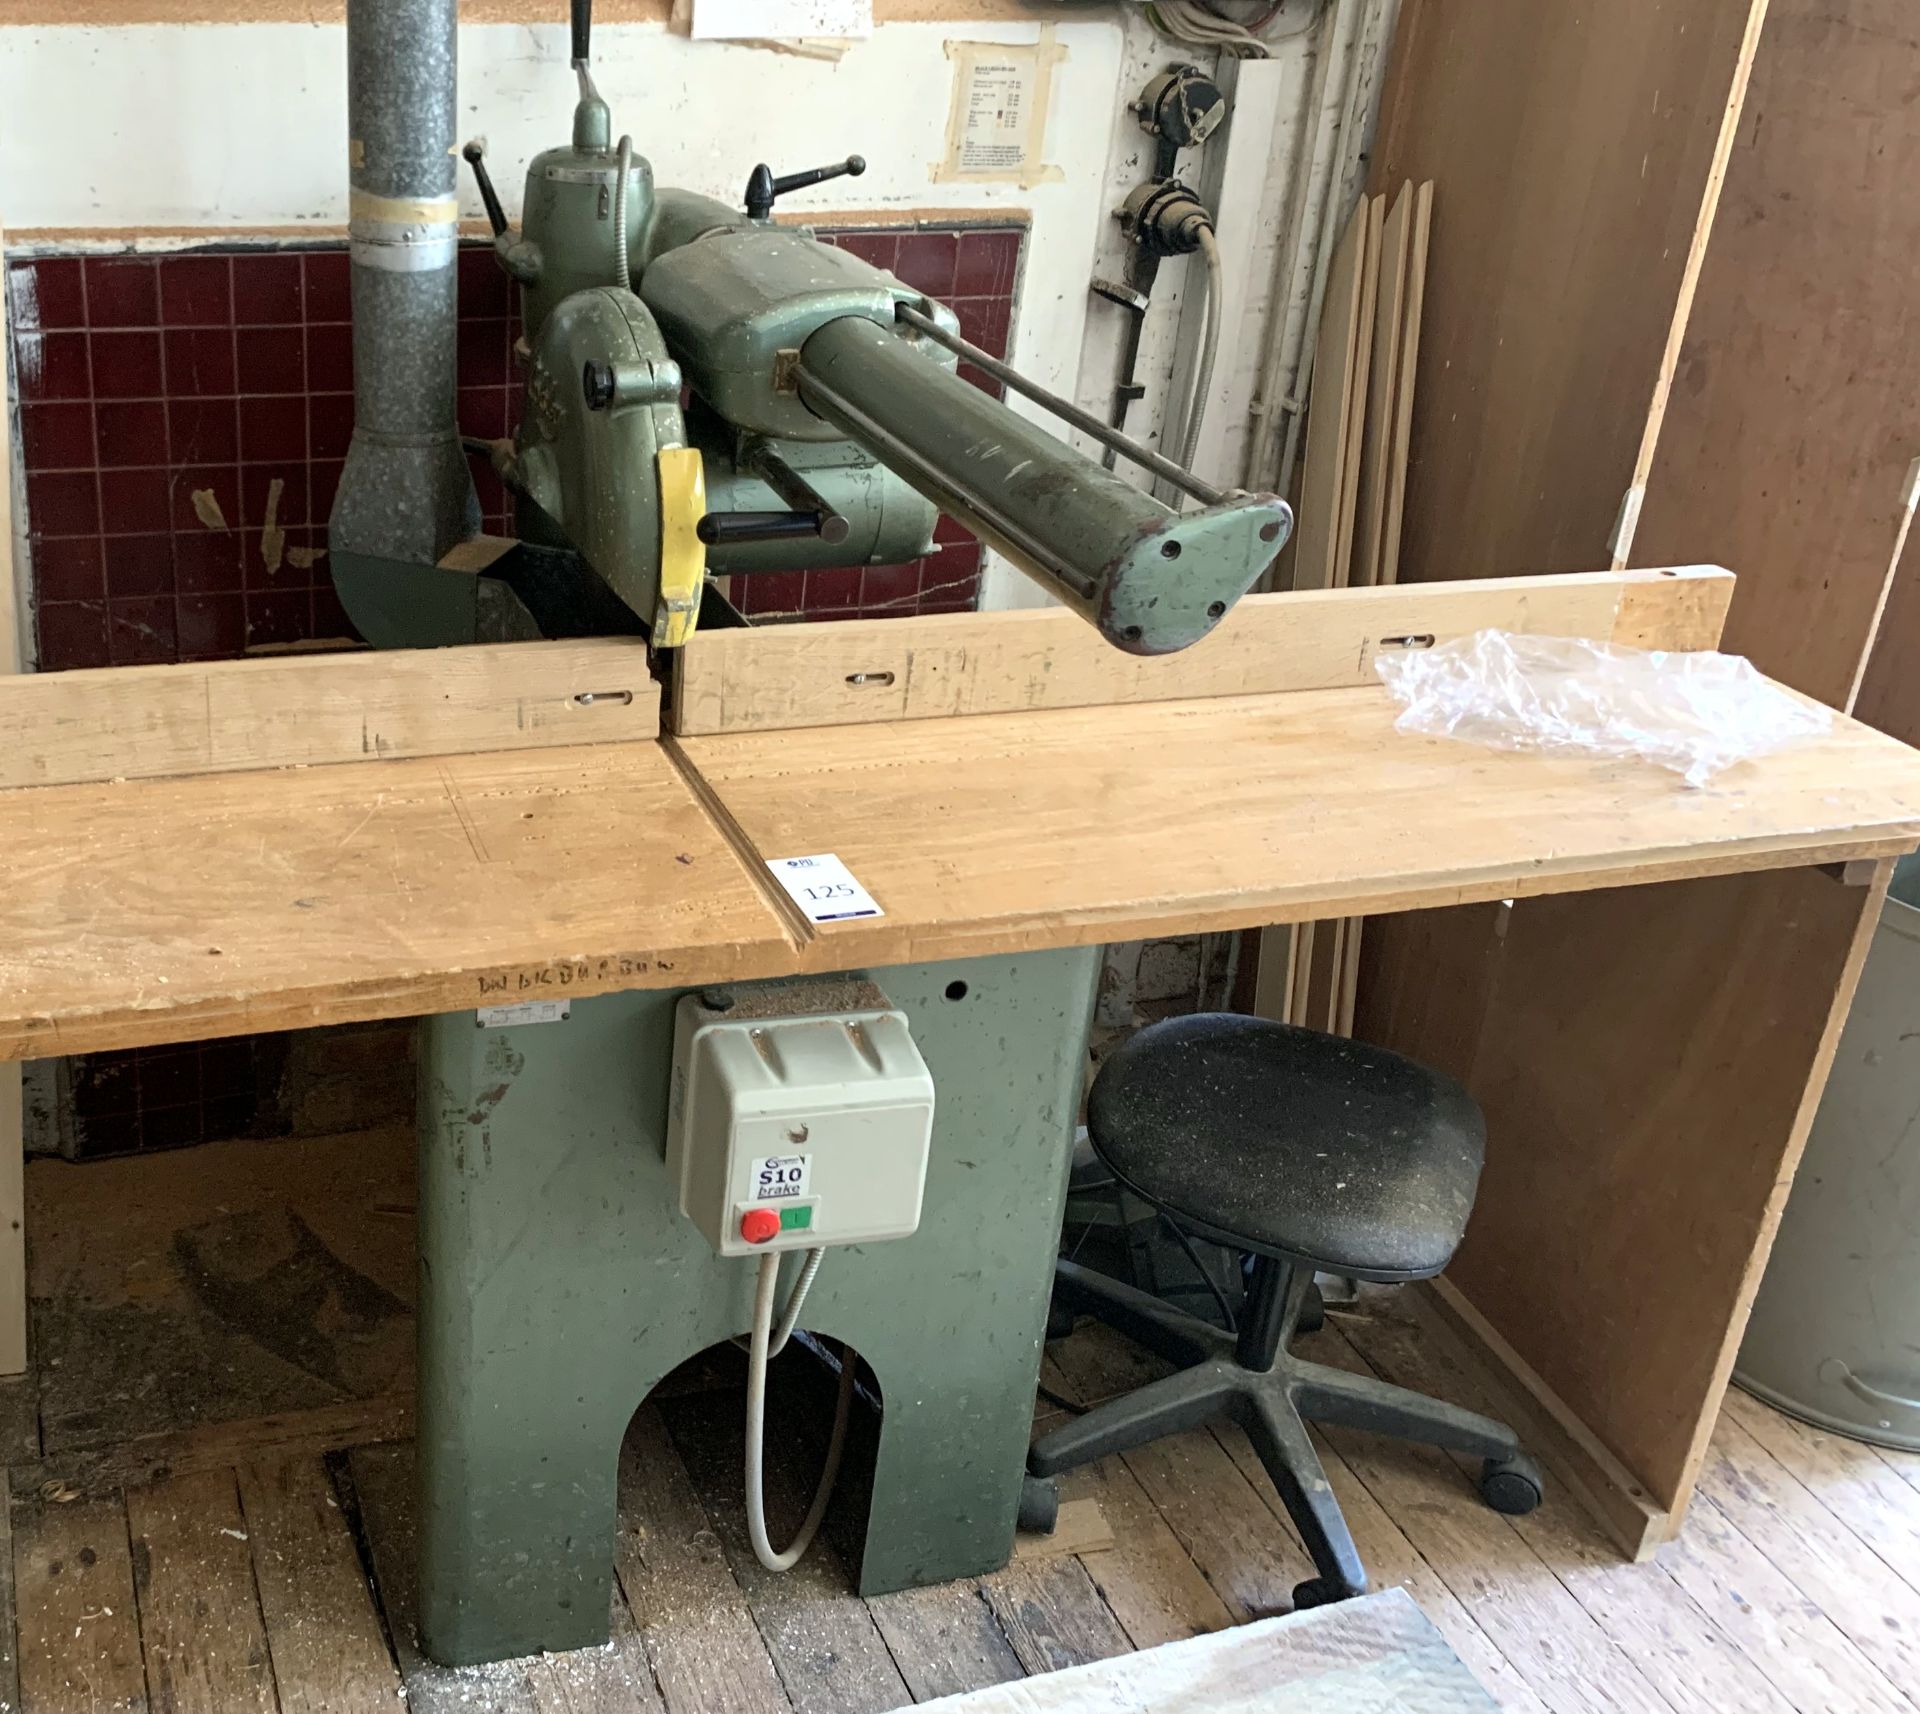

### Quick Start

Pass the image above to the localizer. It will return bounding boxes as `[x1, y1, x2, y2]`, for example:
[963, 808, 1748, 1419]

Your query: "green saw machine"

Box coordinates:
[328, 0, 1291, 1665]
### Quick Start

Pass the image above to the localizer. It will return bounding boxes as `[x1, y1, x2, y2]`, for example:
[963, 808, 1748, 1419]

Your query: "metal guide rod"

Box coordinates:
[796, 360, 1099, 600]
[894, 301, 1228, 507]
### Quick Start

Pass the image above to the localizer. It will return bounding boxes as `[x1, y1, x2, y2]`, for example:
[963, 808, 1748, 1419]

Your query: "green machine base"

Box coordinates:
[415, 948, 1099, 1665]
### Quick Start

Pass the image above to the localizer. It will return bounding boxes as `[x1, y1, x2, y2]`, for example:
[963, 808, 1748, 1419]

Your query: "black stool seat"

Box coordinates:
[1087, 1014, 1486, 1281]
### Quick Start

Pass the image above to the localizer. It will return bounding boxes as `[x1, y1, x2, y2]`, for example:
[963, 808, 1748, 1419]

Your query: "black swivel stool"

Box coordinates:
[1029, 1013, 1542, 1606]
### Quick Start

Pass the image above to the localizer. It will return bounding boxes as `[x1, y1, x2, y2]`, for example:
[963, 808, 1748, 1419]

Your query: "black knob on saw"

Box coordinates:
[744, 154, 866, 221]
[571, 0, 592, 65]
[463, 140, 510, 238]
[697, 511, 845, 547]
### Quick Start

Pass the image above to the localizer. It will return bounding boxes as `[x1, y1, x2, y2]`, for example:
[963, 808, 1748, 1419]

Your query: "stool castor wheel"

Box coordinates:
[1479, 1451, 1545, 1516]
[1292, 1575, 1365, 1610]
[1019, 1473, 1059, 1534]
[1045, 1298, 1078, 1342]
[1296, 1280, 1326, 1334]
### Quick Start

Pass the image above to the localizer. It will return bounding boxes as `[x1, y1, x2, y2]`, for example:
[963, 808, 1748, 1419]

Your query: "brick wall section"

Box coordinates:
[3, 220, 1024, 1155]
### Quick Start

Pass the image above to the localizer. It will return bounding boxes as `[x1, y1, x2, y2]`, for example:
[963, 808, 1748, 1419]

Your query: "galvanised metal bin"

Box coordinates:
[1736, 855, 1920, 1447]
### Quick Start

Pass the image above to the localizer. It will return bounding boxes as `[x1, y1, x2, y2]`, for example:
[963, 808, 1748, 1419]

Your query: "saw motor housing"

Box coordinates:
[451, 79, 1293, 655]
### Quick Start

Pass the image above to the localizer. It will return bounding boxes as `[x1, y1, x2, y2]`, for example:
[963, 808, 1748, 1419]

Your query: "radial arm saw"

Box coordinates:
[322, 1, 1294, 1667]
[329, 0, 1291, 660]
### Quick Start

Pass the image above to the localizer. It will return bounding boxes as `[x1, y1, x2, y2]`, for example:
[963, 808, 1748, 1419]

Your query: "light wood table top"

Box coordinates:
[683, 687, 1920, 966]
[0, 743, 799, 1060]
[3, 686, 1918, 1060]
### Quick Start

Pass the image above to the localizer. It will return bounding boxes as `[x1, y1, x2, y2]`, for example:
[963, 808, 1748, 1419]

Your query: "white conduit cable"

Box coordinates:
[745, 1249, 856, 1573]
[1241, 0, 1363, 494]
[1174, 225, 1227, 473]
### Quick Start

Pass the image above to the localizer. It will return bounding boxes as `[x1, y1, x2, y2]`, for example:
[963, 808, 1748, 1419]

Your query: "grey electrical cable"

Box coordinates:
[1173, 224, 1226, 473]
[745, 1249, 855, 1573]
[613, 134, 634, 292]
[767, 1246, 824, 1356]
[729, 1243, 824, 1358]
[1145, 0, 1329, 57]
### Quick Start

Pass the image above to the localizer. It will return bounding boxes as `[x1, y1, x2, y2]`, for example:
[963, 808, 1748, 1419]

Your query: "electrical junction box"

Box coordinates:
[666, 981, 935, 1257]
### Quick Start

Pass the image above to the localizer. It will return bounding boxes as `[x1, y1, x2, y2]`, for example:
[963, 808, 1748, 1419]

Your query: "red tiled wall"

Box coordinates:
[10, 249, 361, 669]
[6, 223, 1022, 672]
[3, 219, 1024, 1155]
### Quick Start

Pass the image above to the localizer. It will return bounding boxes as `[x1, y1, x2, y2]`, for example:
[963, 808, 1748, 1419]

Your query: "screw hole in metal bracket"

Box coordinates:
[573, 689, 636, 706]
[846, 671, 896, 687]
[1378, 634, 1436, 651]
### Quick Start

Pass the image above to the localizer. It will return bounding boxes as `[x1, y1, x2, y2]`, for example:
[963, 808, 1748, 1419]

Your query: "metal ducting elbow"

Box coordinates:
[329, 0, 484, 646]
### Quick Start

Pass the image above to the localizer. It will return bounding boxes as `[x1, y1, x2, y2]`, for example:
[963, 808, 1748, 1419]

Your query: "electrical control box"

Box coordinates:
[666, 982, 935, 1257]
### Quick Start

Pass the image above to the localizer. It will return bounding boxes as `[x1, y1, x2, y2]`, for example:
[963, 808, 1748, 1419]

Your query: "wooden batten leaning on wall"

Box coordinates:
[1272, 178, 1434, 1032]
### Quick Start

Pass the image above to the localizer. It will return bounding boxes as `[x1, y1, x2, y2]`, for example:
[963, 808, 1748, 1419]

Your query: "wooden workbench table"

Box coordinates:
[2, 680, 1916, 1060]
[0, 566, 1912, 1565]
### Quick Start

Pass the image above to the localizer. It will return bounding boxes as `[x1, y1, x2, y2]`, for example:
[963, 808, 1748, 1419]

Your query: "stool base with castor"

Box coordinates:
[1033, 1012, 1543, 1608]
[1029, 1254, 1543, 1607]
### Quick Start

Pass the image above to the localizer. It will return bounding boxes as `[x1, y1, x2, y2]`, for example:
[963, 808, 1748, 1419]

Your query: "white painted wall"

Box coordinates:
[1066, 22, 1318, 467]
[0, 11, 1325, 612]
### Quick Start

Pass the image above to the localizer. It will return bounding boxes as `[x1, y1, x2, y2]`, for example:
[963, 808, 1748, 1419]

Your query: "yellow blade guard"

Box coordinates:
[653, 445, 707, 649]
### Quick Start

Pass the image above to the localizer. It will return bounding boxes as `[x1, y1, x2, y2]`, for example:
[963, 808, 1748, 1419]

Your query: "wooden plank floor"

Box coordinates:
[8, 1129, 1920, 1714]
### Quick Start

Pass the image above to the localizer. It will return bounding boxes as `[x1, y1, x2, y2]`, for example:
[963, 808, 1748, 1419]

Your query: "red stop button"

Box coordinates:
[740, 1207, 781, 1245]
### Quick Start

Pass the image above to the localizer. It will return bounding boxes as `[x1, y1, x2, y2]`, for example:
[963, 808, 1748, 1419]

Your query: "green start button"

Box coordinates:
[779, 1204, 814, 1231]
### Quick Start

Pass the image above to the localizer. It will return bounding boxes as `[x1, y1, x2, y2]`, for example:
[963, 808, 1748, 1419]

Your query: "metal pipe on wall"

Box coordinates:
[330, 0, 480, 623]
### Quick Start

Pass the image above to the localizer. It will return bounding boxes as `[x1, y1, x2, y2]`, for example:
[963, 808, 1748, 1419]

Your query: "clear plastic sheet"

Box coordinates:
[1374, 630, 1830, 788]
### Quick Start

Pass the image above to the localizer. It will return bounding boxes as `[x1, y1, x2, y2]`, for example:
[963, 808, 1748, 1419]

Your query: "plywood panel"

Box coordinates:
[1371, 0, 1769, 583]
[672, 568, 1734, 735]
[682, 687, 1920, 979]
[1630, 0, 1920, 719]
[1446, 862, 1887, 1514]
[0, 743, 800, 1060]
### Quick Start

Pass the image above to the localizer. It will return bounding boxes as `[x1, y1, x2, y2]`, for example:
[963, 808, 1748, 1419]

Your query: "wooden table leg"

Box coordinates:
[0, 1060, 20, 1375]
[1360, 859, 1892, 1555]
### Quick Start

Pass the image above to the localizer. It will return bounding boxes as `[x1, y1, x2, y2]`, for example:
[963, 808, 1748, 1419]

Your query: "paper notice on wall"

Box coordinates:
[937, 31, 1066, 188]
[955, 53, 1036, 174]
[692, 0, 872, 38]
